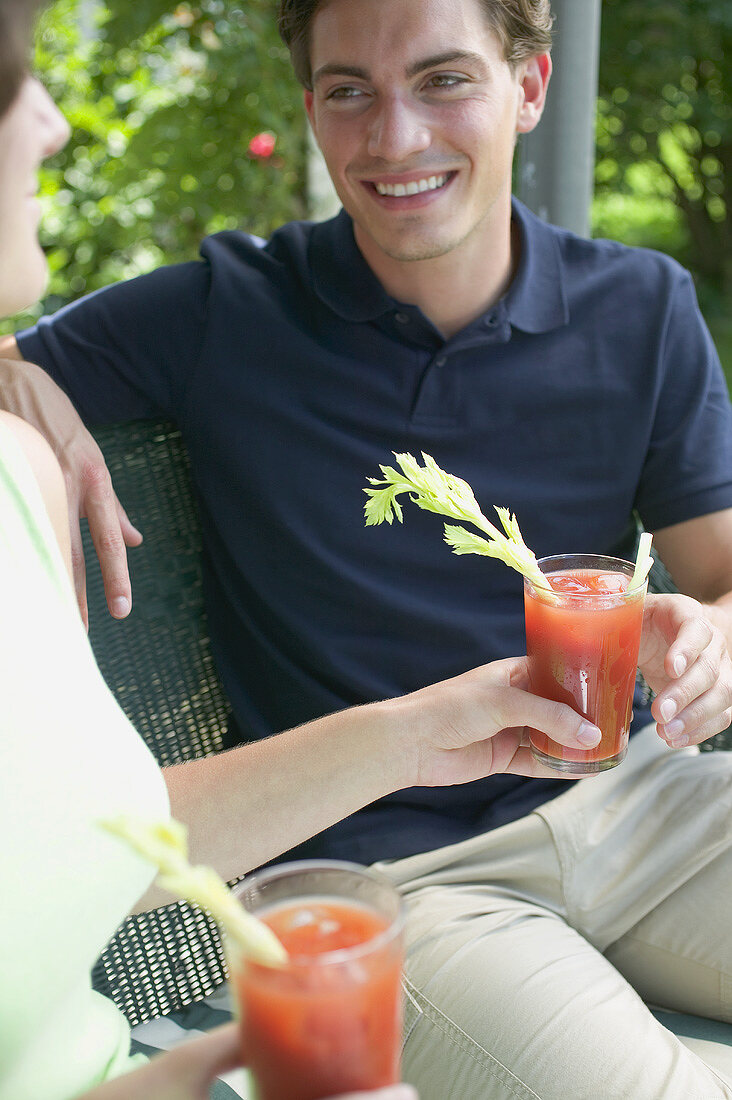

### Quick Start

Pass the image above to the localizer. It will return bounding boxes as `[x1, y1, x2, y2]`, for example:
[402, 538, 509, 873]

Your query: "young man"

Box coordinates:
[2, 0, 732, 1095]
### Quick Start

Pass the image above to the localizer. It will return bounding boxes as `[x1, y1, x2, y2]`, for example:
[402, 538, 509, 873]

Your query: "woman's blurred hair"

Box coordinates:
[0, 0, 38, 117]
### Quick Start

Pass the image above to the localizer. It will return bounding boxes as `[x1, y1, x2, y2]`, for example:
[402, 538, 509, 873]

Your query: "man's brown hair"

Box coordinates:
[278, 0, 553, 89]
[0, 0, 37, 118]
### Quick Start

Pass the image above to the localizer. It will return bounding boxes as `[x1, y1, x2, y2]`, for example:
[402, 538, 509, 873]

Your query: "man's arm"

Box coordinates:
[0, 343, 141, 626]
[653, 509, 732, 627]
[0, 254, 211, 624]
[0, 335, 20, 358]
[638, 509, 732, 749]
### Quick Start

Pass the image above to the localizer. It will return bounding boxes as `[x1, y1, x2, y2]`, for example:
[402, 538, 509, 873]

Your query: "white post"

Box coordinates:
[516, 0, 602, 238]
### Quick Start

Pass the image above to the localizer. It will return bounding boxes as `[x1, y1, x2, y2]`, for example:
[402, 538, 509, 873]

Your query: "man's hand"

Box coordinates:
[639, 592, 732, 748]
[0, 355, 141, 626]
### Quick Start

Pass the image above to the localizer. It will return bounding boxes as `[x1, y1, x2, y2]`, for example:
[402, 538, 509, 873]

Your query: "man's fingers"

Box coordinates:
[117, 496, 143, 547]
[68, 511, 89, 630]
[664, 613, 715, 681]
[82, 463, 134, 619]
[654, 623, 732, 748]
[654, 636, 723, 726]
[658, 685, 732, 748]
[679, 702, 732, 747]
[638, 593, 705, 692]
[0, 357, 137, 622]
[63, 479, 89, 629]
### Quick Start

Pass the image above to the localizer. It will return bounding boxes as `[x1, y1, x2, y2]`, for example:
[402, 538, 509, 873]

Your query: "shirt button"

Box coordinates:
[435, 355, 447, 367]
[484, 314, 498, 328]
[394, 311, 409, 324]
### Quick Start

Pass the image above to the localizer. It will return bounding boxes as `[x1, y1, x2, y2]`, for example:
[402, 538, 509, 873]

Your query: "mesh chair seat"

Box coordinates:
[86, 420, 231, 1026]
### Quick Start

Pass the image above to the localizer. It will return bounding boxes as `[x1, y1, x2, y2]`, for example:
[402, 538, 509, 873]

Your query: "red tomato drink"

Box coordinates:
[524, 554, 647, 775]
[232, 862, 404, 1100]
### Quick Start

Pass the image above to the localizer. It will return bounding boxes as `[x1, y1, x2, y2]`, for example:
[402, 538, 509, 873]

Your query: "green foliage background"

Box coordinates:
[595, 0, 731, 377]
[2, 0, 730, 380]
[3, 0, 305, 333]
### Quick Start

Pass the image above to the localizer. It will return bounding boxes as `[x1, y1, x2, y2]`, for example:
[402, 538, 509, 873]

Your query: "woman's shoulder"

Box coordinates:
[0, 412, 72, 577]
[0, 410, 59, 468]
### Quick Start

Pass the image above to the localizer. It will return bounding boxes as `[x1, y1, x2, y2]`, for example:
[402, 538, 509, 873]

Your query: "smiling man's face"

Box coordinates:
[304, 0, 549, 275]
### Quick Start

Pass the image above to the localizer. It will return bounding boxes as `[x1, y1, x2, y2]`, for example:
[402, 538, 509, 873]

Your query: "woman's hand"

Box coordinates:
[80, 1023, 418, 1099]
[385, 655, 603, 788]
[80, 1025, 240, 1100]
[339, 1090, 417, 1099]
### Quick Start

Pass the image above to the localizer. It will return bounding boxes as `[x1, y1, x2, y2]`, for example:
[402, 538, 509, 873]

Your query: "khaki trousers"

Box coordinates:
[375, 726, 732, 1099]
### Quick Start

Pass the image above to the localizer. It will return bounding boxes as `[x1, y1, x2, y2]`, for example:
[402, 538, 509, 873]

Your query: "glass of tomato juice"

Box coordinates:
[523, 553, 648, 775]
[229, 860, 405, 1100]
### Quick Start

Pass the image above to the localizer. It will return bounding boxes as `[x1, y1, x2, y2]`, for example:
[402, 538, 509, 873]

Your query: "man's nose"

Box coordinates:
[366, 96, 431, 162]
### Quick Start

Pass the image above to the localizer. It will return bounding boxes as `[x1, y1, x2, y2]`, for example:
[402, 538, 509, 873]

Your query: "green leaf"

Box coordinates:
[365, 452, 550, 588]
[100, 815, 287, 965]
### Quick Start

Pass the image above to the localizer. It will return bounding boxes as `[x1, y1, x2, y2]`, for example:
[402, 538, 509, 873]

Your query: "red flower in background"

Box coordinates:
[248, 132, 276, 159]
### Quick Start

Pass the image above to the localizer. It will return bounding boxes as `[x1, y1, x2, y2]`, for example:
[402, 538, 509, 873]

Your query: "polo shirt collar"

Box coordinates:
[506, 198, 569, 333]
[309, 198, 569, 333]
[309, 210, 394, 322]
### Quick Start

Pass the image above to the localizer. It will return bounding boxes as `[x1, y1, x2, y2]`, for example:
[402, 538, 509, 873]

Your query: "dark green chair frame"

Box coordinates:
[86, 419, 730, 1028]
[87, 420, 232, 1027]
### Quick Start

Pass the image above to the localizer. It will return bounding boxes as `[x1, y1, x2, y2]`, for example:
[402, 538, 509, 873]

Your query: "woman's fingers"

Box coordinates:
[476, 683, 601, 751]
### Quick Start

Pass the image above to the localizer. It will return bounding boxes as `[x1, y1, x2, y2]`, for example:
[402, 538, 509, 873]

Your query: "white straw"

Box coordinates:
[629, 531, 653, 591]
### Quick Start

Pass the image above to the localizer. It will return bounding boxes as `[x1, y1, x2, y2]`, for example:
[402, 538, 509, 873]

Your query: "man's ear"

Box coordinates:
[516, 52, 552, 135]
[303, 89, 315, 129]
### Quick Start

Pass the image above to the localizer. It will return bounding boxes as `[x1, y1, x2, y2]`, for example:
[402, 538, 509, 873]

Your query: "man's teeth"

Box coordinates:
[374, 174, 448, 197]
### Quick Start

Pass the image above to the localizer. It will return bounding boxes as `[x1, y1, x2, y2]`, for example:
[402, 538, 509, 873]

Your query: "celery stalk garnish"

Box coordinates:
[629, 530, 654, 592]
[99, 816, 287, 966]
[364, 452, 551, 590]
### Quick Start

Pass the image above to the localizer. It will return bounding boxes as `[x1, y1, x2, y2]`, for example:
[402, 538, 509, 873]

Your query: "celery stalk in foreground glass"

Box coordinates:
[524, 554, 648, 775]
[230, 860, 405, 1100]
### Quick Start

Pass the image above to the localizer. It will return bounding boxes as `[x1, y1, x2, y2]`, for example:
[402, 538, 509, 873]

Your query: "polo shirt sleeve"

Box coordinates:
[635, 267, 732, 532]
[15, 258, 211, 426]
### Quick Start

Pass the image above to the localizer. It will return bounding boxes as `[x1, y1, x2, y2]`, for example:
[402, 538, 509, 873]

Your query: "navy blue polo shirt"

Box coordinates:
[18, 199, 732, 864]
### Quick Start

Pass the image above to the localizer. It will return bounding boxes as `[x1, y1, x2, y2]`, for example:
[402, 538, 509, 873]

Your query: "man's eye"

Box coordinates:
[326, 86, 365, 100]
[426, 73, 467, 89]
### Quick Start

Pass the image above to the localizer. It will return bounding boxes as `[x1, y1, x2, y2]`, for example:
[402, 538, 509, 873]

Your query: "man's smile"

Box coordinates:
[373, 172, 450, 196]
[360, 171, 457, 207]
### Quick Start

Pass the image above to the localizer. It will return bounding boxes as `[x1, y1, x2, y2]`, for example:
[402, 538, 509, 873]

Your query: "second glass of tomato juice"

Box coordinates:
[229, 860, 405, 1100]
[524, 554, 648, 775]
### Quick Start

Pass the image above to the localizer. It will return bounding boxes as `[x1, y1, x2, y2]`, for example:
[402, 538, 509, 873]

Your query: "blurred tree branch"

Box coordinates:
[2, 0, 306, 332]
[597, 0, 730, 307]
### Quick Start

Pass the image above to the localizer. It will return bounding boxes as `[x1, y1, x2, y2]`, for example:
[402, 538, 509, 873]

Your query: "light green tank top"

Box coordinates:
[0, 421, 169, 1100]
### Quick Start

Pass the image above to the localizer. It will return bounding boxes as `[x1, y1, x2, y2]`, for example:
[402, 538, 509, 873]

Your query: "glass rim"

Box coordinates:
[232, 859, 405, 968]
[525, 553, 647, 601]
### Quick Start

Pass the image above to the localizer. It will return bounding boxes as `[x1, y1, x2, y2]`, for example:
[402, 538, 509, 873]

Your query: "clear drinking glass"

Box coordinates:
[229, 859, 405, 1100]
[524, 553, 647, 775]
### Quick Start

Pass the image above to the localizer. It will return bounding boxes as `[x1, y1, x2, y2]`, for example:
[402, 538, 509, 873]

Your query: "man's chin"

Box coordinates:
[385, 243, 458, 263]
[366, 230, 462, 264]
